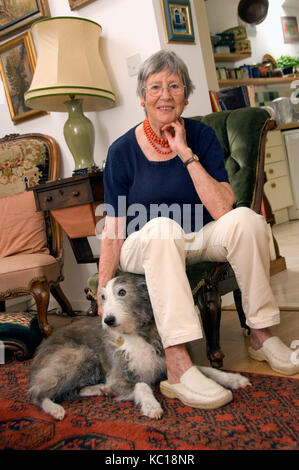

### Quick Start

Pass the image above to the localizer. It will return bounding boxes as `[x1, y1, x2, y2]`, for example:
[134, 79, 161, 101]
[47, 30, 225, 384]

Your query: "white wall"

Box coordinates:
[0, 0, 211, 310]
[206, 0, 299, 65]
[153, 0, 212, 116]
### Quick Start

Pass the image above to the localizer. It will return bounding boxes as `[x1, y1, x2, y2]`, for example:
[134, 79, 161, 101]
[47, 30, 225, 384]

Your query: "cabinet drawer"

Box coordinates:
[265, 160, 288, 181]
[36, 181, 94, 211]
[265, 146, 284, 165]
[266, 130, 282, 148]
[264, 176, 294, 212]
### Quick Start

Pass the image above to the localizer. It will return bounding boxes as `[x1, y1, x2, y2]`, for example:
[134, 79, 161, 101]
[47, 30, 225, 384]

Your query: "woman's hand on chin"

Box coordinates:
[161, 118, 192, 161]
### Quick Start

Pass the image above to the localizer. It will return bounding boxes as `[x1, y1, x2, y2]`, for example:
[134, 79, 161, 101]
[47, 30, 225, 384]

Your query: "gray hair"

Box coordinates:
[137, 50, 195, 100]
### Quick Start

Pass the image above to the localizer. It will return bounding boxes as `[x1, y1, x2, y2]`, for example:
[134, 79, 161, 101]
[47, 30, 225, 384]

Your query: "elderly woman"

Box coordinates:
[97, 50, 298, 409]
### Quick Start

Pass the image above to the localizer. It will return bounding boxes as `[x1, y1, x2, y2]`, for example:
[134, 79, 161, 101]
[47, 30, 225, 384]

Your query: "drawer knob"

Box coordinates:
[266, 152, 271, 159]
[73, 191, 80, 197]
[271, 183, 276, 188]
[269, 169, 274, 174]
[46, 196, 52, 202]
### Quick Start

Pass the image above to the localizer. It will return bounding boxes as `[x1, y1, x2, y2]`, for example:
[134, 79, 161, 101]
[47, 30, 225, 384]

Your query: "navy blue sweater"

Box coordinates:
[104, 118, 229, 235]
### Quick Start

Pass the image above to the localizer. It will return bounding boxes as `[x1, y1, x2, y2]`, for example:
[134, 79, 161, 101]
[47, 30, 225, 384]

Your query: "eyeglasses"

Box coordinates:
[144, 83, 186, 97]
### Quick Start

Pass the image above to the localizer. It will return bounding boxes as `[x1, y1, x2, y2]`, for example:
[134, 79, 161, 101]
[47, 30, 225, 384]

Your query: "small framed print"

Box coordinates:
[0, 0, 50, 40]
[68, 0, 97, 10]
[161, 0, 195, 44]
[281, 16, 299, 43]
[0, 32, 46, 124]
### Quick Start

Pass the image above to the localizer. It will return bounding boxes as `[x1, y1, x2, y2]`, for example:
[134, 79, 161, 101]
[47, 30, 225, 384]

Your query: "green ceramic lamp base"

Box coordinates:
[63, 97, 98, 175]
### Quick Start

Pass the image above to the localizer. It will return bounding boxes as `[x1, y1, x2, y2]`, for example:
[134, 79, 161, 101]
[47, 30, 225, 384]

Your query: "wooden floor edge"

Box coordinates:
[222, 305, 299, 311]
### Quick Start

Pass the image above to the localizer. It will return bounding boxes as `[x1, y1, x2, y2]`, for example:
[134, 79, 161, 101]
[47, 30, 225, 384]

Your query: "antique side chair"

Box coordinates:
[0, 133, 74, 359]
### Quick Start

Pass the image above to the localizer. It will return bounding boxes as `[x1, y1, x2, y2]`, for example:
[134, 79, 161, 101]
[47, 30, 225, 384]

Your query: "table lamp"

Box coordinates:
[25, 17, 116, 175]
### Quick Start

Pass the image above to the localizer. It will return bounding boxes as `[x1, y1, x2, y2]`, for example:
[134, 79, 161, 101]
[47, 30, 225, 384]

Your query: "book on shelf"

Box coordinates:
[246, 85, 256, 107]
[209, 90, 222, 112]
[216, 64, 266, 81]
[215, 85, 252, 110]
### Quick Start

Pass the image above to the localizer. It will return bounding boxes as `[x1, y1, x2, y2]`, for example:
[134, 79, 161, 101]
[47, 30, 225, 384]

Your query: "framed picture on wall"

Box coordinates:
[0, 32, 46, 124]
[0, 0, 50, 40]
[161, 0, 195, 44]
[281, 16, 299, 43]
[68, 0, 97, 10]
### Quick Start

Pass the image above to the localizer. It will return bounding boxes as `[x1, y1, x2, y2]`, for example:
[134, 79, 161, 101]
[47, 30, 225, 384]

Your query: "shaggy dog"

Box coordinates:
[29, 274, 250, 420]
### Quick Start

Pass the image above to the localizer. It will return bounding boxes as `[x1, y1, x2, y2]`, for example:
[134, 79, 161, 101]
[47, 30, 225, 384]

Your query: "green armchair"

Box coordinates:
[85, 107, 275, 368]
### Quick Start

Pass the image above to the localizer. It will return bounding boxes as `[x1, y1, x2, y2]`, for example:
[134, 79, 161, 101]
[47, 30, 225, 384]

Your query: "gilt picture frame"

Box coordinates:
[281, 16, 299, 43]
[161, 0, 195, 44]
[0, 0, 50, 40]
[0, 32, 46, 124]
[68, 0, 97, 10]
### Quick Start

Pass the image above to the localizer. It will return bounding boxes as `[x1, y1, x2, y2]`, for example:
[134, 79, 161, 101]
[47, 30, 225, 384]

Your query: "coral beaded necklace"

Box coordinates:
[143, 117, 173, 155]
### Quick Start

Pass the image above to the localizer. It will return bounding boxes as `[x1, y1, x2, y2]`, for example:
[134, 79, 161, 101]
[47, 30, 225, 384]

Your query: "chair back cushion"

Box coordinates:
[0, 134, 59, 260]
[0, 191, 49, 258]
[192, 107, 269, 208]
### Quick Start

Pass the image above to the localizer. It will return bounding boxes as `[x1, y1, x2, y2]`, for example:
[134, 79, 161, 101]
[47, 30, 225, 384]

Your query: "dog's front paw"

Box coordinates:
[51, 403, 66, 421]
[141, 400, 163, 419]
[41, 399, 65, 420]
[226, 373, 251, 390]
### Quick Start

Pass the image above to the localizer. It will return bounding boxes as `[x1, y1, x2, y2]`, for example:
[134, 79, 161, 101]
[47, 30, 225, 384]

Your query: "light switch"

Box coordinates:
[126, 54, 141, 77]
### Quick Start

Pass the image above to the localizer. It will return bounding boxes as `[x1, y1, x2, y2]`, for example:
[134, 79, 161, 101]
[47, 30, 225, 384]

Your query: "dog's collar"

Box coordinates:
[115, 336, 125, 347]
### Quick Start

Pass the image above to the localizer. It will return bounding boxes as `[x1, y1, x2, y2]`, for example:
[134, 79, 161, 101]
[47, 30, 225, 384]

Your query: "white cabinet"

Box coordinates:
[283, 129, 299, 220]
[264, 130, 294, 224]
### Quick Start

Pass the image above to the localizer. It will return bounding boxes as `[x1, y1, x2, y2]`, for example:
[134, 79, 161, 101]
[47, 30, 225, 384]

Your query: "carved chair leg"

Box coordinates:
[196, 282, 224, 368]
[84, 288, 98, 316]
[233, 289, 250, 336]
[30, 280, 53, 337]
[88, 299, 98, 316]
[50, 283, 75, 317]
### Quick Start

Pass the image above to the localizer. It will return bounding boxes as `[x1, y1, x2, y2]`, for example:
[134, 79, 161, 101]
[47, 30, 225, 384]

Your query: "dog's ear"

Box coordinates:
[136, 277, 148, 293]
[135, 276, 151, 302]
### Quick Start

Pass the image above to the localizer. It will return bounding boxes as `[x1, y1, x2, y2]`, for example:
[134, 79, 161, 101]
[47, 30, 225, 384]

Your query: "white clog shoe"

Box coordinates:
[160, 366, 233, 409]
[248, 336, 299, 376]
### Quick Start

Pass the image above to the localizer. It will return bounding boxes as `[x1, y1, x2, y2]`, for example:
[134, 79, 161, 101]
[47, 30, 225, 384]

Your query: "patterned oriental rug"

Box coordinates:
[0, 360, 298, 451]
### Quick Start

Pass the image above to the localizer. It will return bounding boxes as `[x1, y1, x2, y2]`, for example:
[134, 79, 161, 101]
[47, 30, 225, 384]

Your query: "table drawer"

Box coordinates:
[264, 175, 294, 211]
[266, 130, 282, 148]
[265, 160, 288, 181]
[36, 181, 94, 211]
[265, 145, 285, 165]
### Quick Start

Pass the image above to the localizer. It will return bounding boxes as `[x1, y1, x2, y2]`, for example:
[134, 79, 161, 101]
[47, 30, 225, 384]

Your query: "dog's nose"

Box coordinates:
[104, 315, 116, 326]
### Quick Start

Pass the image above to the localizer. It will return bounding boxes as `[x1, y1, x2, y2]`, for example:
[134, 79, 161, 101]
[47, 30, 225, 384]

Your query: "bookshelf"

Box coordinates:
[218, 75, 298, 88]
[214, 53, 251, 62]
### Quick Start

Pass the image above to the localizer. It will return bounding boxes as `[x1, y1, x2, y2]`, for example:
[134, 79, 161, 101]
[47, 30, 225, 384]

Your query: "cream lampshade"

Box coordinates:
[25, 17, 116, 175]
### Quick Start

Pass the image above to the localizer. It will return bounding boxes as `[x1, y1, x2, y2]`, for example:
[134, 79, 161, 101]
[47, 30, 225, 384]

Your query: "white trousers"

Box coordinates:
[119, 207, 280, 349]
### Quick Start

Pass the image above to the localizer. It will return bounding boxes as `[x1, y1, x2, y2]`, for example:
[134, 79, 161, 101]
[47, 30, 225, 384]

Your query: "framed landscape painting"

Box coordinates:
[0, 32, 46, 124]
[0, 0, 50, 40]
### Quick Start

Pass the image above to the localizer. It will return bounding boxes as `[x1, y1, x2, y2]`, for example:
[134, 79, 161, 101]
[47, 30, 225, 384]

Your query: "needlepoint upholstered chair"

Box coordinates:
[85, 107, 276, 368]
[0, 133, 74, 353]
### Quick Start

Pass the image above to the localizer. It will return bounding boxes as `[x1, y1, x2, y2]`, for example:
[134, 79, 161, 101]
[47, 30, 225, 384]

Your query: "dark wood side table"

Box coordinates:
[33, 172, 104, 265]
